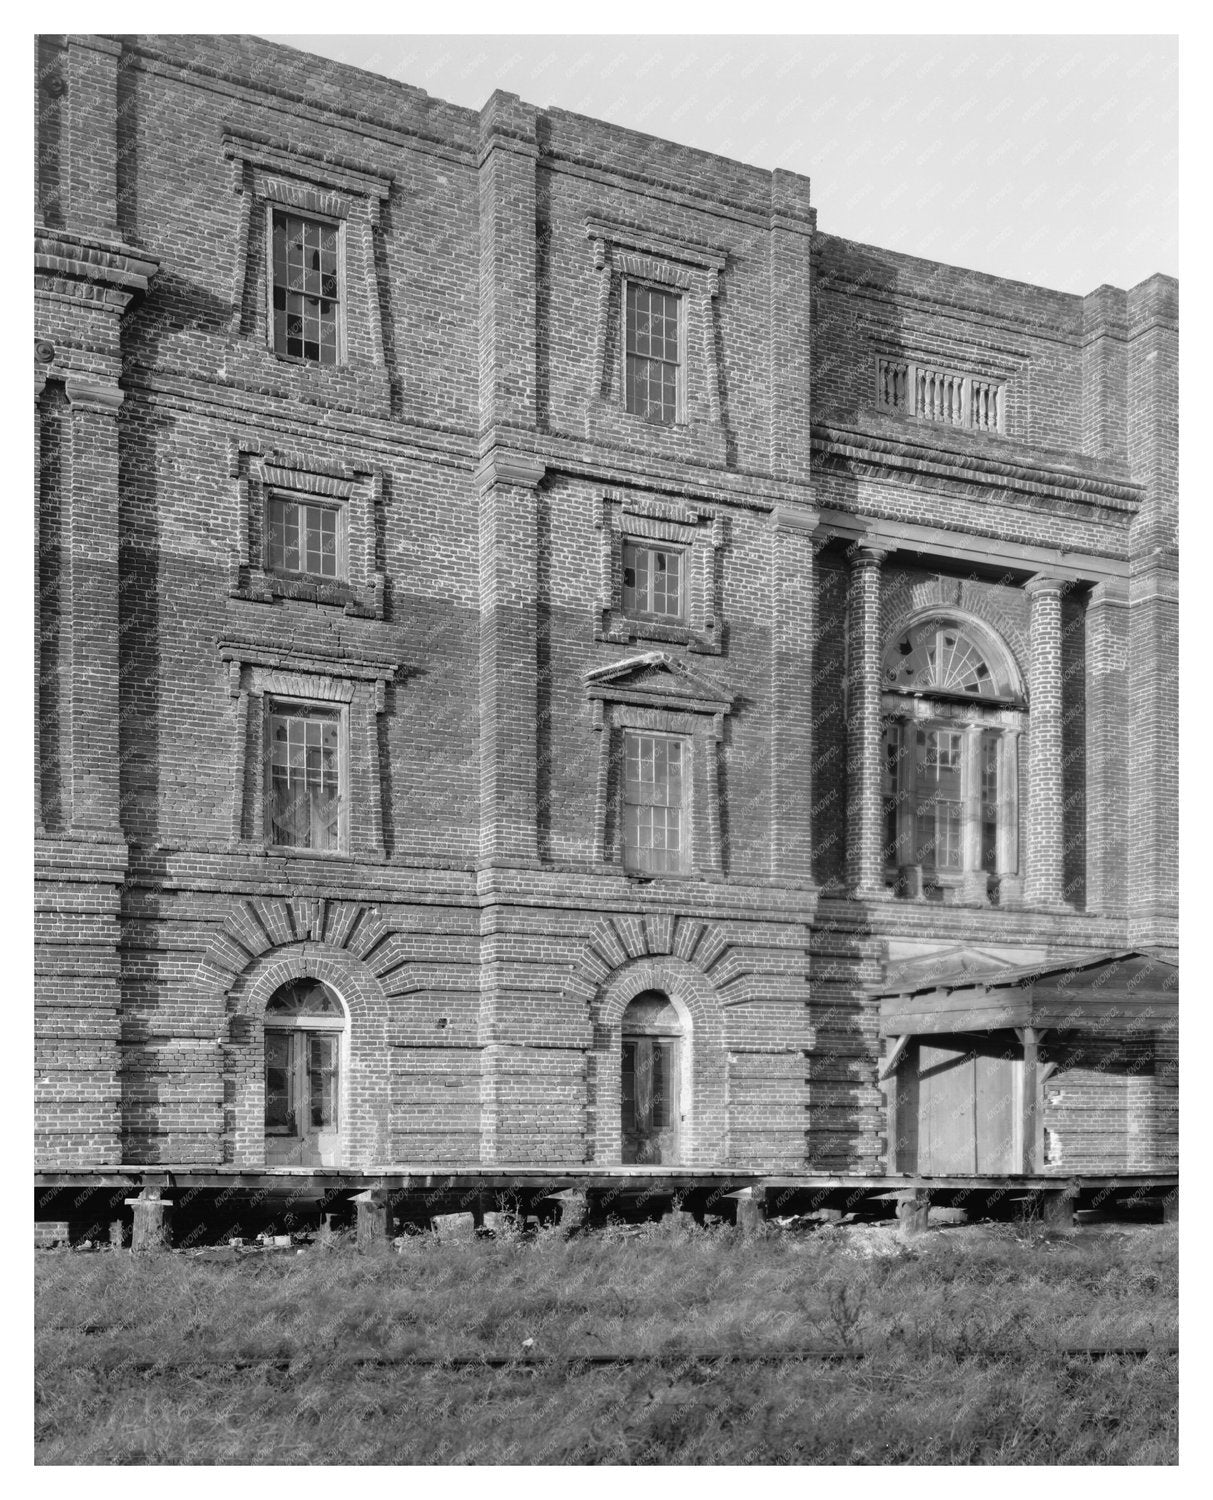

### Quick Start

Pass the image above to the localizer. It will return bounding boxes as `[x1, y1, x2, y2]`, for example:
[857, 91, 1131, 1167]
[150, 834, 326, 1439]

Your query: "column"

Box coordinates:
[997, 729, 1024, 905]
[959, 722, 987, 904]
[846, 543, 888, 897]
[1024, 575, 1068, 909]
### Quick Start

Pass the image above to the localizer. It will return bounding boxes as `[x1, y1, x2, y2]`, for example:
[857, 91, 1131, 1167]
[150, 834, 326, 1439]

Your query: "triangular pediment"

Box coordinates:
[585, 652, 732, 712]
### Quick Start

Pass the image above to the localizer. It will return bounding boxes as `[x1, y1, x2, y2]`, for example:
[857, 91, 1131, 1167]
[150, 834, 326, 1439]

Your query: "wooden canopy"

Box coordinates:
[871, 948, 1177, 1038]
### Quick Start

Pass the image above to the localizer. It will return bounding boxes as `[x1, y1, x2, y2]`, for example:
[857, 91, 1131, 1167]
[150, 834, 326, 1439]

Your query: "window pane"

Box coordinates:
[268, 709, 340, 849]
[623, 733, 685, 873]
[271, 211, 340, 366]
[309, 1034, 339, 1129]
[264, 1032, 295, 1132]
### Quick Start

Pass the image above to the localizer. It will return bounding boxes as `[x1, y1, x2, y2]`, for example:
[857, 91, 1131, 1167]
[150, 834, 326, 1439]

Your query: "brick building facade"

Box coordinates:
[35, 34, 1177, 1190]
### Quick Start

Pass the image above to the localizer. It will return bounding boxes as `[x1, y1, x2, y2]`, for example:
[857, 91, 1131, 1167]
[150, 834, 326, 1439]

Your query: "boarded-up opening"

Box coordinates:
[896, 1033, 1020, 1174]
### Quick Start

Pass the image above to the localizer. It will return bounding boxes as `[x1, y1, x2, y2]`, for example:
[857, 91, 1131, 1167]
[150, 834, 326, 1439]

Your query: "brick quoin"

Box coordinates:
[33, 34, 1177, 1195]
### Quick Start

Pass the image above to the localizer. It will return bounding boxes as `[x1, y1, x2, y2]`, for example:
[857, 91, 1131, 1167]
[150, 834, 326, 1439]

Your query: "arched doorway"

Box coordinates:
[263, 978, 347, 1166]
[621, 991, 686, 1164]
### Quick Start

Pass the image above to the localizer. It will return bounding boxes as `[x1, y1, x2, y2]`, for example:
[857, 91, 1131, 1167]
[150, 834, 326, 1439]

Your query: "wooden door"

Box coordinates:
[621, 1035, 681, 1164]
[897, 1036, 1019, 1175]
[265, 1030, 341, 1167]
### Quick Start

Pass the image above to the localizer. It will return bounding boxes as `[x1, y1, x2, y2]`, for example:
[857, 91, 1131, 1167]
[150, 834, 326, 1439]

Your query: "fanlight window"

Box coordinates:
[883, 617, 1015, 701]
[265, 978, 343, 1018]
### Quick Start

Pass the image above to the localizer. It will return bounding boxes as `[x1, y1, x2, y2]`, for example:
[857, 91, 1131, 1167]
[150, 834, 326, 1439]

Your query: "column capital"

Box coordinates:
[64, 377, 124, 415]
[1024, 572, 1067, 597]
[849, 537, 889, 569]
[474, 446, 546, 493]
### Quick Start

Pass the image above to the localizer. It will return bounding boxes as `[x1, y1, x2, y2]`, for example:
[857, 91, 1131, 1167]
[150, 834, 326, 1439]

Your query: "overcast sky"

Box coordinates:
[262, 33, 1177, 296]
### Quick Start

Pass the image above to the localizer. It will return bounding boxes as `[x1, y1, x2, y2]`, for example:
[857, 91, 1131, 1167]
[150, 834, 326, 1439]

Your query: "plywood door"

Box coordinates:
[901, 1038, 1020, 1175]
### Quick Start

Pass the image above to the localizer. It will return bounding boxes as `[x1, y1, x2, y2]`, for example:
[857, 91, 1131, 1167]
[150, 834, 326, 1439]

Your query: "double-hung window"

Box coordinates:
[625, 283, 681, 424]
[622, 541, 684, 621]
[266, 494, 341, 580]
[271, 210, 341, 365]
[268, 705, 341, 850]
[623, 732, 687, 875]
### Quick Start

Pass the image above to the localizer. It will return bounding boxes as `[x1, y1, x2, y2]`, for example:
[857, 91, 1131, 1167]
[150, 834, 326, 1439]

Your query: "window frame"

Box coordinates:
[621, 277, 685, 426]
[620, 728, 691, 877]
[266, 204, 346, 368]
[621, 539, 687, 623]
[263, 697, 349, 855]
[264, 488, 349, 584]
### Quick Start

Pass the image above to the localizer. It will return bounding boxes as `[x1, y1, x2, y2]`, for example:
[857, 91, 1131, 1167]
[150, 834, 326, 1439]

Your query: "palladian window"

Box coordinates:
[880, 615, 1023, 905]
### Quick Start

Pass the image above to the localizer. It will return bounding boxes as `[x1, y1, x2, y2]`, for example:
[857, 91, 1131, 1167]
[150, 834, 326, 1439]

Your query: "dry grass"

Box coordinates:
[35, 1219, 1177, 1464]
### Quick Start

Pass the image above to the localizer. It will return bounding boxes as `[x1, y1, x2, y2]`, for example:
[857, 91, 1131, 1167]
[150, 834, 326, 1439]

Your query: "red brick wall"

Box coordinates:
[34, 32, 1177, 1180]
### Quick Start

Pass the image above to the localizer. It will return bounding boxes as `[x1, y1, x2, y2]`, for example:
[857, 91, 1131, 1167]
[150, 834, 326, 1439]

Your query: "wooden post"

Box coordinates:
[353, 1190, 391, 1251]
[896, 1188, 930, 1238]
[1162, 1190, 1178, 1225]
[1019, 1026, 1041, 1174]
[735, 1188, 766, 1234]
[125, 1188, 172, 1252]
[1041, 1187, 1077, 1230]
[108, 1220, 124, 1250]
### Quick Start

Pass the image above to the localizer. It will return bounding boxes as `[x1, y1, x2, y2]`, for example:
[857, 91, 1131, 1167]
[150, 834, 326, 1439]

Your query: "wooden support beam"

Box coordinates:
[1041, 1187, 1077, 1230]
[879, 1034, 911, 1082]
[896, 1188, 930, 1238]
[735, 1188, 766, 1235]
[1019, 1026, 1041, 1174]
[352, 1190, 392, 1251]
[124, 1188, 172, 1252]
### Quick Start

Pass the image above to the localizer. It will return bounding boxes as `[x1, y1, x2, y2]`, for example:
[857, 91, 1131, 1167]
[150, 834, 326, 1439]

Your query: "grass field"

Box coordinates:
[35, 1219, 1177, 1465]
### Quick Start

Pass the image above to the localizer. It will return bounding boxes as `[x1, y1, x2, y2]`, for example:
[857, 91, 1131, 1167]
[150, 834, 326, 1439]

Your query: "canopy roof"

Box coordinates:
[871, 947, 1177, 1037]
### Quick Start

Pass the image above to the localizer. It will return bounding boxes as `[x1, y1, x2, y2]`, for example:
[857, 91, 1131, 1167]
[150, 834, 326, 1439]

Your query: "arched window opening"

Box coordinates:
[880, 616, 1023, 906]
[621, 991, 685, 1165]
[264, 978, 346, 1167]
[882, 616, 1021, 703]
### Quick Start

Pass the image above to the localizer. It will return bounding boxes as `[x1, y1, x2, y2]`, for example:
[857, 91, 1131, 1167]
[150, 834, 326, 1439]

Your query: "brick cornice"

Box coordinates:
[34, 226, 160, 305]
[812, 421, 1142, 513]
[221, 125, 394, 202]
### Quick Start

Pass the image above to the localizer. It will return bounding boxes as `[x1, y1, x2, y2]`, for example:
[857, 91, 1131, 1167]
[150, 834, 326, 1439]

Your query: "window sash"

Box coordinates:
[622, 542, 683, 619]
[268, 708, 341, 850]
[264, 1030, 340, 1137]
[624, 283, 680, 424]
[267, 496, 341, 578]
[271, 210, 340, 365]
[623, 733, 685, 874]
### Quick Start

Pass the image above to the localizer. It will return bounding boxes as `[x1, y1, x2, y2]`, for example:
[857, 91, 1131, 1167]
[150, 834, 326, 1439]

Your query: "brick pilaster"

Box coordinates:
[1085, 578, 1129, 916]
[1081, 284, 1128, 467]
[768, 170, 815, 484]
[770, 505, 819, 882]
[63, 34, 121, 239]
[477, 90, 538, 441]
[476, 450, 543, 867]
[63, 376, 124, 836]
[1024, 574, 1068, 909]
[845, 543, 887, 896]
[1126, 274, 1178, 945]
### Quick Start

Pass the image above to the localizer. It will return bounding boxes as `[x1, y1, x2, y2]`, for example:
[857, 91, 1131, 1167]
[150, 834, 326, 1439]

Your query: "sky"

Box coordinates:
[262, 33, 1177, 296]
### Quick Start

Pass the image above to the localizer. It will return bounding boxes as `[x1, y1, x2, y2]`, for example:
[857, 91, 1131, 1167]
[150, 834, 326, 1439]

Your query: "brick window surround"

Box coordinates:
[221, 126, 393, 413]
[584, 216, 728, 463]
[228, 942, 392, 1171]
[227, 443, 385, 618]
[587, 653, 733, 878]
[596, 491, 725, 654]
[219, 637, 397, 860]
